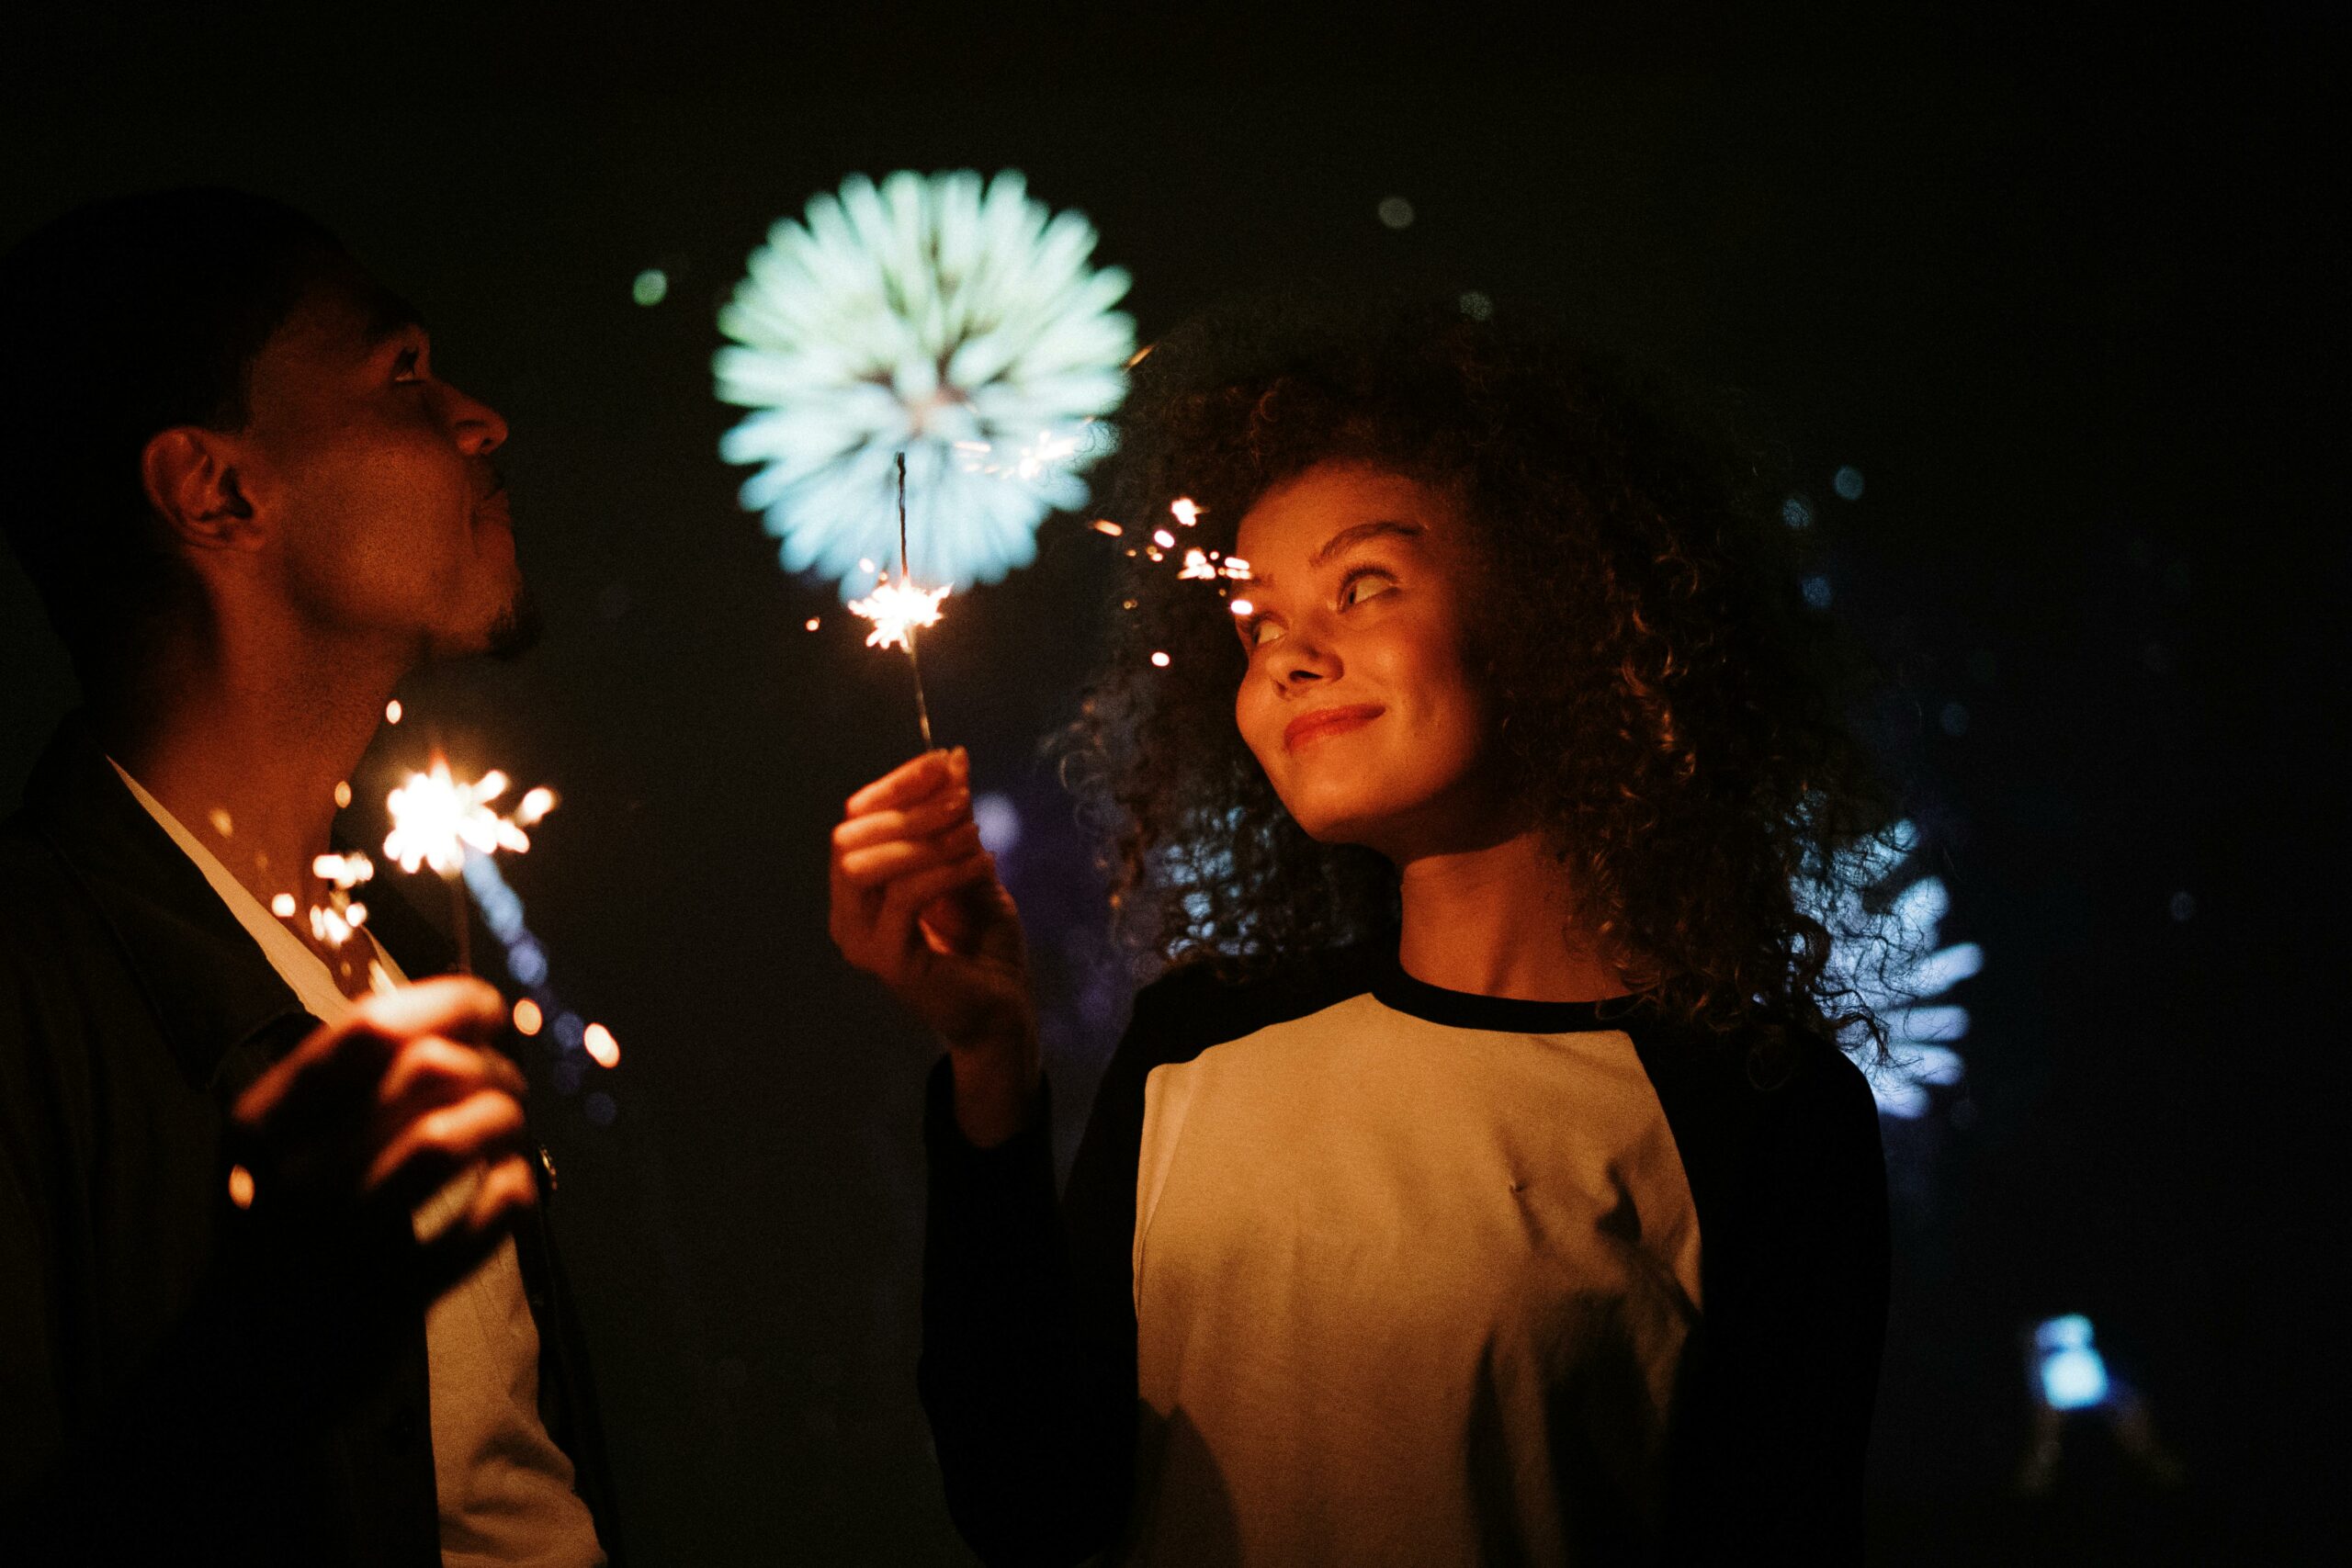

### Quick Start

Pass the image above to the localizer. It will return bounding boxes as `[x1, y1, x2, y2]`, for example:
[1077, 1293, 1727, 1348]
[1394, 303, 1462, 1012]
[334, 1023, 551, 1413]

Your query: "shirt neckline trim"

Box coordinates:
[1369, 963, 1645, 1034]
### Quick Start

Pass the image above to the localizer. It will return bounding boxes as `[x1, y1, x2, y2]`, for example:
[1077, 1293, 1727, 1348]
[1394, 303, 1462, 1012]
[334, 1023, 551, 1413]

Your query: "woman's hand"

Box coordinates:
[829, 748, 1040, 1146]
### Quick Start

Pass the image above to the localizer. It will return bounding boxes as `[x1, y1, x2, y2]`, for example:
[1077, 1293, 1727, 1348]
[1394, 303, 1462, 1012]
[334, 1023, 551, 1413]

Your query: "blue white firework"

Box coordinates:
[715, 169, 1136, 596]
[1800, 819, 1984, 1118]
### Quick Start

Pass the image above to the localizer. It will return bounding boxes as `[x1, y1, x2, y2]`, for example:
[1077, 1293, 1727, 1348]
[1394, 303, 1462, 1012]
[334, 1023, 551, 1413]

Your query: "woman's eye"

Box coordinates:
[1340, 570, 1396, 608]
[1245, 617, 1284, 649]
[391, 347, 424, 382]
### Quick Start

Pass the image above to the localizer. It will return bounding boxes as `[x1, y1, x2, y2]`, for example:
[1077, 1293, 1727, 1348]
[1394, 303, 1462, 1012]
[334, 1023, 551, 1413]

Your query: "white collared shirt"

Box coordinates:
[112, 761, 605, 1567]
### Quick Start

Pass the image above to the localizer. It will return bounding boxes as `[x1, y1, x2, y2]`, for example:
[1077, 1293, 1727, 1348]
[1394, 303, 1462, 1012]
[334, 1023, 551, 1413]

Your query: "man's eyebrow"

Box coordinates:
[1306, 519, 1423, 569]
[357, 288, 425, 348]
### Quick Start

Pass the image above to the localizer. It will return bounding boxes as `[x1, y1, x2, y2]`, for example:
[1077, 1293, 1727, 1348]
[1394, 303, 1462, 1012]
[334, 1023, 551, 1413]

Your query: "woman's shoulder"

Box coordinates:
[1626, 1015, 1883, 1180]
[1125, 944, 1388, 1056]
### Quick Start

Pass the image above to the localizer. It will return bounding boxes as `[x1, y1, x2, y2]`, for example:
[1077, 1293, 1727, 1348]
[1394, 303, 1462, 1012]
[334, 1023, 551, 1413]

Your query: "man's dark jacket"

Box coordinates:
[0, 717, 625, 1564]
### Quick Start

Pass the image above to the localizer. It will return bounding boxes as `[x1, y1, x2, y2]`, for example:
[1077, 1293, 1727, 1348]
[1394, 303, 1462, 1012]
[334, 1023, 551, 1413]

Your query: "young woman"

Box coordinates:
[830, 299, 1894, 1565]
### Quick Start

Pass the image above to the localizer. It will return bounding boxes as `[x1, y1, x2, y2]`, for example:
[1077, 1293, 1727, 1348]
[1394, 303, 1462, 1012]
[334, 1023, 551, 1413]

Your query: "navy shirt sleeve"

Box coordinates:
[1647, 1039, 1891, 1563]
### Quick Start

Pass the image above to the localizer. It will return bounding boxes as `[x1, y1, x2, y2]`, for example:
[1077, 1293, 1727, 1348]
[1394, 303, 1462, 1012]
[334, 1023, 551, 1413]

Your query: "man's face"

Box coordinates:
[235, 266, 526, 660]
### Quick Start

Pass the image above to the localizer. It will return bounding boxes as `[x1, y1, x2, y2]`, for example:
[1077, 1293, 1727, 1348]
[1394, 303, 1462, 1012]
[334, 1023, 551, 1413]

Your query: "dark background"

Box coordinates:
[4, 7, 2340, 1562]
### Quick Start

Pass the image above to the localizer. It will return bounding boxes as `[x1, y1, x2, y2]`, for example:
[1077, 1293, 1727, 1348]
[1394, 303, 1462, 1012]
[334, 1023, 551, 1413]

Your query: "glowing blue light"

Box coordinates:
[714, 169, 1135, 596]
[1797, 818, 1984, 1119]
[1940, 701, 1970, 737]
[2170, 891, 2196, 921]
[972, 791, 1023, 856]
[632, 268, 669, 307]
[1803, 574, 1834, 609]
[459, 851, 614, 1114]
[2033, 1314, 2112, 1410]
[1782, 496, 1813, 529]
[1834, 465, 1865, 500]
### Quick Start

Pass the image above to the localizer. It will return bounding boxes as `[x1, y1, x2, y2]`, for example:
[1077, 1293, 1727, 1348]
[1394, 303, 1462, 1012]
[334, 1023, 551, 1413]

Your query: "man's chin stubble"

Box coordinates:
[484, 582, 544, 662]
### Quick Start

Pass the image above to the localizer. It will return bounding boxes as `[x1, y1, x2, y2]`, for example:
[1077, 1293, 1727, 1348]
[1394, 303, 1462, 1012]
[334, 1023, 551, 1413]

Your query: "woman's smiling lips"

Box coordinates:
[1283, 704, 1385, 751]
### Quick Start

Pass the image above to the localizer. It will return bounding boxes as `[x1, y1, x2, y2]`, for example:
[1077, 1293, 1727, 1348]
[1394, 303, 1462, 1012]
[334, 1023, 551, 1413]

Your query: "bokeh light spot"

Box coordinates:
[1781, 495, 1814, 529]
[227, 1164, 254, 1209]
[632, 268, 669, 307]
[1802, 574, 1834, 610]
[583, 1021, 621, 1068]
[1939, 702, 1971, 737]
[1457, 290, 1493, 321]
[584, 1091, 617, 1127]
[972, 792, 1023, 856]
[513, 997, 544, 1035]
[1833, 465, 1866, 501]
[2170, 891, 2196, 921]
[1377, 196, 1416, 230]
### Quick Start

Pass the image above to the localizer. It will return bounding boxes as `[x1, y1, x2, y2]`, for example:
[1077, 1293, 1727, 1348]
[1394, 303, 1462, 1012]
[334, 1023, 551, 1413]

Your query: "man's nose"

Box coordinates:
[445, 381, 508, 457]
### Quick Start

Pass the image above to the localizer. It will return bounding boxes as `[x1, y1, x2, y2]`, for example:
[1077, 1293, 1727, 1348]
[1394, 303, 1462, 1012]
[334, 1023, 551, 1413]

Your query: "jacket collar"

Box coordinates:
[20, 713, 454, 1089]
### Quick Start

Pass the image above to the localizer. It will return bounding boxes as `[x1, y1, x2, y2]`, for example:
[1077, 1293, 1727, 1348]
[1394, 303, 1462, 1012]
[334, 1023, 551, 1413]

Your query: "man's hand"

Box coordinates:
[829, 748, 1040, 1146]
[229, 976, 537, 1299]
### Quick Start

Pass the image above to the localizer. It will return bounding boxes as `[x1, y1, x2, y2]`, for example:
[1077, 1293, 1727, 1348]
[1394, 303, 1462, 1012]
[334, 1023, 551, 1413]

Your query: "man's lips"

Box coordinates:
[1283, 704, 1384, 750]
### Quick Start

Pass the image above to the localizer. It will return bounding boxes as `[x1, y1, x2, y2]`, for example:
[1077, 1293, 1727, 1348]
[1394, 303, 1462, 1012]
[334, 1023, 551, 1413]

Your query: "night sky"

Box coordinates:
[4, 9, 2338, 1562]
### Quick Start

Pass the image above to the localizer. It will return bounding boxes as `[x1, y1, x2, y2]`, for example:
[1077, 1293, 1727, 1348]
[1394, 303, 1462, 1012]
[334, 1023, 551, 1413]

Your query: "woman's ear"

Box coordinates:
[140, 426, 263, 552]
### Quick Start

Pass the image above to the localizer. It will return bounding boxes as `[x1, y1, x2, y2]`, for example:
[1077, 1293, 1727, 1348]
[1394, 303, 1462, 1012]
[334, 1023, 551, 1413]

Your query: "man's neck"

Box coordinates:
[1394, 827, 1630, 1004]
[97, 623, 404, 921]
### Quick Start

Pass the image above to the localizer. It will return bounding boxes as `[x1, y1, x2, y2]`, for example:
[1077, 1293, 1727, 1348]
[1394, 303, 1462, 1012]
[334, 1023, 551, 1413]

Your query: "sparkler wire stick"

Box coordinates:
[897, 451, 936, 751]
[446, 873, 472, 976]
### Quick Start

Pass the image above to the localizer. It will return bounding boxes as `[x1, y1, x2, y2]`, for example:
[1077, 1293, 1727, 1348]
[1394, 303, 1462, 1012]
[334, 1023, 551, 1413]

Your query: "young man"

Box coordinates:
[0, 190, 619, 1564]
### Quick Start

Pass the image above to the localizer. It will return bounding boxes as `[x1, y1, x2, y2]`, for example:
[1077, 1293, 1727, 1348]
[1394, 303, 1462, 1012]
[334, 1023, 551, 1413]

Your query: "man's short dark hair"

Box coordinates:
[0, 188, 345, 689]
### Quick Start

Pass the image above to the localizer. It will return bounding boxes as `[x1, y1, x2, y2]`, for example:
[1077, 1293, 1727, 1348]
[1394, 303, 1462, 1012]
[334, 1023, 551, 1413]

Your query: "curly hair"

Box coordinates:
[1060, 291, 1898, 1073]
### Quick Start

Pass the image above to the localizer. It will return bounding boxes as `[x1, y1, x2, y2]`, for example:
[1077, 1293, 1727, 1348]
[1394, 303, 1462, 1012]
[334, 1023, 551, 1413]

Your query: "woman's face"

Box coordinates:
[1232, 460, 1499, 861]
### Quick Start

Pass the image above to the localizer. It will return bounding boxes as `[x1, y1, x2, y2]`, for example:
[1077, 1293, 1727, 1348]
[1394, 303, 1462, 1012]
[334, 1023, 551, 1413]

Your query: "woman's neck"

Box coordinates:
[1394, 828, 1630, 1003]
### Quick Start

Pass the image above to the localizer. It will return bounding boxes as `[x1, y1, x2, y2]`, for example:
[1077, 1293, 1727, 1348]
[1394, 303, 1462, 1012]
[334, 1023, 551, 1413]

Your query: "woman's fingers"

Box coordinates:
[876, 850, 996, 955]
[844, 748, 962, 818]
[831, 785, 972, 852]
[838, 820, 984, 886]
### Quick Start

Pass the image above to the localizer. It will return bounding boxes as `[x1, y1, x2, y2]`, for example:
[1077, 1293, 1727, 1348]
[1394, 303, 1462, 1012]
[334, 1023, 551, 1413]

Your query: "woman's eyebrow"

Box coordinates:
[1307, 519, 1422, 568]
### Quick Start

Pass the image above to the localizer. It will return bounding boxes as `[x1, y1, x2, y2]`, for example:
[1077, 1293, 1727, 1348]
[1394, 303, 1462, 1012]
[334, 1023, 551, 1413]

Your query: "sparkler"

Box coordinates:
[847, 452, 948, 750]
[383, 756, 558, 976]
[1102, 496, 1254, 671]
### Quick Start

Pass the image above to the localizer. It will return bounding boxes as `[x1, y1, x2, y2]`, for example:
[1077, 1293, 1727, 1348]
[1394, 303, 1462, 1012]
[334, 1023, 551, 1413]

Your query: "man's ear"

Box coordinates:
[140, 426, 263, 551]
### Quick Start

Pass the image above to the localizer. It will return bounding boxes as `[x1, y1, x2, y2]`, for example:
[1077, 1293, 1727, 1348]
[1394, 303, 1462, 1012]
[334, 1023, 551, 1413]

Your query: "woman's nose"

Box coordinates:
[1280, 627, 1342, 688]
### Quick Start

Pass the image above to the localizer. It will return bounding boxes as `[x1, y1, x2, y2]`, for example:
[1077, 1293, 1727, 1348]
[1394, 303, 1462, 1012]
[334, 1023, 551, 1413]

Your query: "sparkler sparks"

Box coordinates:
[1091, 497, 1257, 671]
[845, 451, 945, 749]
[383, 760, 552, 875]
[846, 574, 949, 652]
[384, 757, 557, 977]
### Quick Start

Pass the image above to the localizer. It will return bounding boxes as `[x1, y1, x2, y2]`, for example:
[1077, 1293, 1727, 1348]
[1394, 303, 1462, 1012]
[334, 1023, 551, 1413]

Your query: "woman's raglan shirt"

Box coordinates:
[920, 952, 1888, 1566]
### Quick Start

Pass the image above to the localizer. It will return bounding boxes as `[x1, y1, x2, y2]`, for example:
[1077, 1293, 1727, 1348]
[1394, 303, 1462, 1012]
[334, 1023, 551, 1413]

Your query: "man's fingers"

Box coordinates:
[845, 747, 964, 817]
[233, 976, 505, 1133]
[411, 1156, 537, 1300]
[831, 786, 973, 852]
[366, 1089, 531, 1213]
[839, 821, 985, 887]
[374, 1037, 527, 1132]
